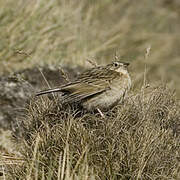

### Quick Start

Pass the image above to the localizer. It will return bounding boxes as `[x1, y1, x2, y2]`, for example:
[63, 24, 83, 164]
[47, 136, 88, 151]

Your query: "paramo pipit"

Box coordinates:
[36, 61, 131, 115]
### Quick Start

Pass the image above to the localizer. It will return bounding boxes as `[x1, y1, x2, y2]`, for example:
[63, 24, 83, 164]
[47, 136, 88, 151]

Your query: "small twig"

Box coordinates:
[38, 67, 51, 89]
[57, 152, 62, 180]
[115, 55, 119, 61]
[114, 51, 121, 61]
[14, 49, 32, 57]
[143, 45, 151, 88]
[58, 66, 70, 82]
[145, 46, 151, 60]
[2, 166, 5, 180]
[141, 46, 151, 107]
[86, 58, 98, 67]
[37, 67, 56, 99]
[26, 134, 40, 180]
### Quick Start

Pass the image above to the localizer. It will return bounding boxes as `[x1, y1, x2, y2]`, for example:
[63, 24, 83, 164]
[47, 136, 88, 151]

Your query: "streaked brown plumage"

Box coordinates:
[36, 61, 131, 112]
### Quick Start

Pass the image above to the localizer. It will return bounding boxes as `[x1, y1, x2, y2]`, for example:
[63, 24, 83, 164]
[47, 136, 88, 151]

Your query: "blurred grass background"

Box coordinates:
[0, 0, 180, 97]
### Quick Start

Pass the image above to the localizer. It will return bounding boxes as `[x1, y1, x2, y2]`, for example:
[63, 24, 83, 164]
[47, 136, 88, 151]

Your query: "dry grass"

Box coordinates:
[3, 85, 179, 179]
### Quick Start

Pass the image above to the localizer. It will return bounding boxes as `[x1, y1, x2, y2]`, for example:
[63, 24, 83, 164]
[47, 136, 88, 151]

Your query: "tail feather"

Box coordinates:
[36, 88, 62, 96]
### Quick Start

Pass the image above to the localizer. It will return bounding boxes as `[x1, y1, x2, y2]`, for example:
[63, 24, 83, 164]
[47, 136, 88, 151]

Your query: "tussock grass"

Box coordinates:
[6, 85, 180, 179]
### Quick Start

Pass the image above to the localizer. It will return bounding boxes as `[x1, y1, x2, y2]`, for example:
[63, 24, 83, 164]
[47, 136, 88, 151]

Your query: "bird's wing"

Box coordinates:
[61, 80, 110, 103]
[36, 67, 122, 104]
[36, 78, 110, 102]
[61, 67, 120, 103]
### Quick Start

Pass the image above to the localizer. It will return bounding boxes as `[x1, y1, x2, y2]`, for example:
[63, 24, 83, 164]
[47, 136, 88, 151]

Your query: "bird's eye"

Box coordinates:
[114, 62, 118, 67]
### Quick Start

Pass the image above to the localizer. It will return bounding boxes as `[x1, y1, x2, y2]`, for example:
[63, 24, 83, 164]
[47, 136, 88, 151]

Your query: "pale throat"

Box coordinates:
[115, 68, 128, 75]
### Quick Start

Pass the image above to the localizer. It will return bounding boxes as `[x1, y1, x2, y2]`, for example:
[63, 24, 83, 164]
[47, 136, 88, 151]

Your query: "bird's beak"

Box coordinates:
[124, 62, 130, 67]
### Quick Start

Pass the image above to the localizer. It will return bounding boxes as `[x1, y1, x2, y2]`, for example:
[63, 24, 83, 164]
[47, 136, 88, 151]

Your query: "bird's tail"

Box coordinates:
[36, 88, 62, 96]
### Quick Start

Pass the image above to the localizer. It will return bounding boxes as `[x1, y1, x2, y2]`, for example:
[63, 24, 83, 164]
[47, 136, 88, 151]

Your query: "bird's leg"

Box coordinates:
[97, 108, 105, 118]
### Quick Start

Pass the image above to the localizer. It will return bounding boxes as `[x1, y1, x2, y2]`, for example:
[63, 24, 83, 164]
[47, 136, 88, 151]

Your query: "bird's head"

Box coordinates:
[107, 61, 130, 74]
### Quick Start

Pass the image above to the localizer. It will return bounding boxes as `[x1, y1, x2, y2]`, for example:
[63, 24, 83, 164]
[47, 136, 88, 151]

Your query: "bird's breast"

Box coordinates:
[82, 74, 131, 111]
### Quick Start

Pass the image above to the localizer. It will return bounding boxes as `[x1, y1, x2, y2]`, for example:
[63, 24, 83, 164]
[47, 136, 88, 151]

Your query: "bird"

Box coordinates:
[36, 61, 131, 116]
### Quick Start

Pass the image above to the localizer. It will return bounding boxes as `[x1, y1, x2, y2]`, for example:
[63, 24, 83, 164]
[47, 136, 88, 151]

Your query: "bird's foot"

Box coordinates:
[97, 108, 105, 118]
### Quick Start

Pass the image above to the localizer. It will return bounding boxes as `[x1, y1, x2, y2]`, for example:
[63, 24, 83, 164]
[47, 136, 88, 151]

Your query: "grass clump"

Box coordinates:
[6, 85, 180, 179]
